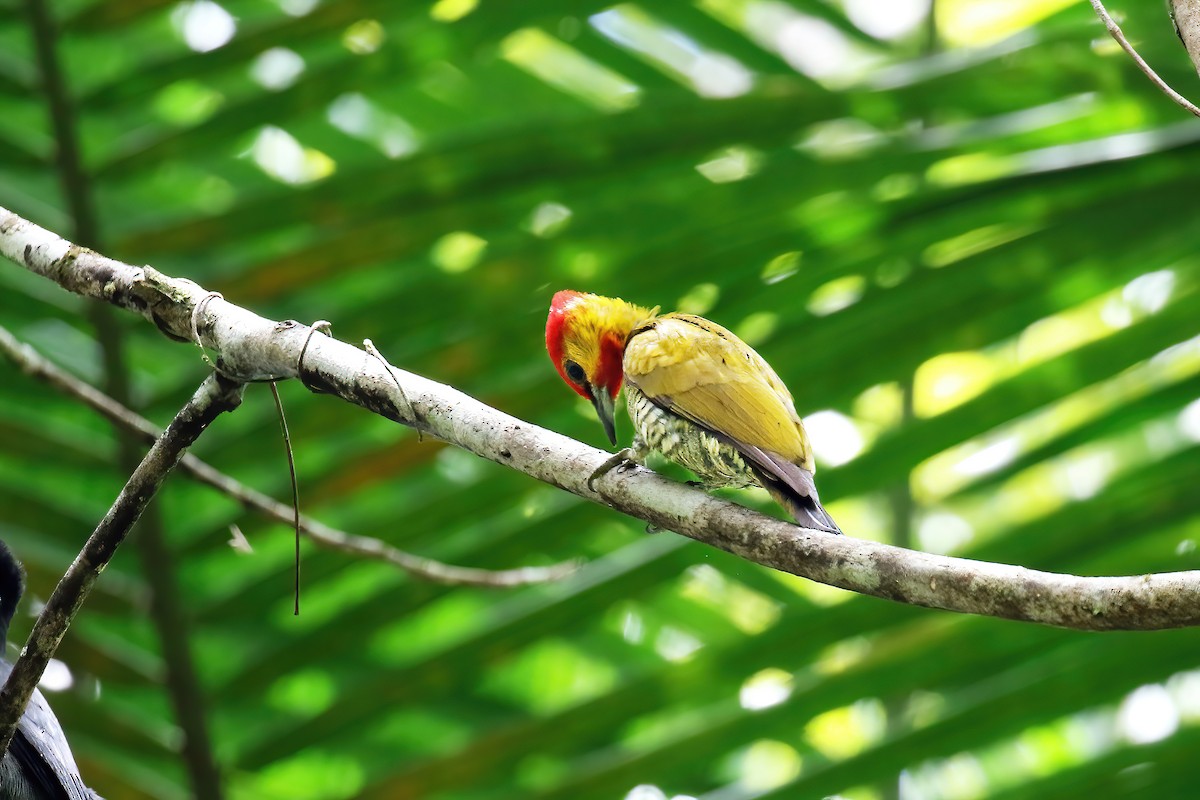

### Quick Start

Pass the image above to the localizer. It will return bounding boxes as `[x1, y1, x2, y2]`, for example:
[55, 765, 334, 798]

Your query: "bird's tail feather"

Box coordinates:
[740, 446, 841, 534]
[763, 481, 841, 534]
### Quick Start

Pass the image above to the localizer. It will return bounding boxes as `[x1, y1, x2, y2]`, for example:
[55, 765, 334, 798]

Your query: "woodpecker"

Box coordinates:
[546, 290, 840, 533]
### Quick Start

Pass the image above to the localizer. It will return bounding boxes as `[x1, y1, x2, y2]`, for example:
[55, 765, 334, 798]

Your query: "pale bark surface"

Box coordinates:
[1173, 0, 1200, 75]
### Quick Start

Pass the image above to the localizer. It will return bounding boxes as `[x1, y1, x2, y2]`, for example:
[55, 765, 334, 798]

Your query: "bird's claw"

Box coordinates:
[588, 448, 637, 492]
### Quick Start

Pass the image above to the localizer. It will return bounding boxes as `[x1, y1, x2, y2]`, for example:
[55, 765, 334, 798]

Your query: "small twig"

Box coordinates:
[365, 338, 422, 442]
[1089, 0, 1200, 118]
[0, 373, 244, 757]
[188, 288, 225, 372]
[284, 318, 328, 614]
[269, 382, 301, 615]
[296, 320, 332, 392]
[0, 325, 579, 588]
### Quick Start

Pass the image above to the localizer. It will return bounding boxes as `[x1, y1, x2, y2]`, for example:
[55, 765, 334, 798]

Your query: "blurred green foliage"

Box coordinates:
[2, 1, 1200, 798]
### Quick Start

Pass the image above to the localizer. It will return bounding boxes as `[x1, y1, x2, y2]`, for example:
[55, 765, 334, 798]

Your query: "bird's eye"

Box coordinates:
[565, 360, 586, 384]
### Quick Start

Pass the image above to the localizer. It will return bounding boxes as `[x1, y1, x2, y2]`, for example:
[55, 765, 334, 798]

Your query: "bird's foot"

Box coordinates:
[588, 448, 639, 491]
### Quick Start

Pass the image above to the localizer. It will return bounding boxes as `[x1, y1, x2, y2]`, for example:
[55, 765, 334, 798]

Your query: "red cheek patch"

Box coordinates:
[596, 332, 626, 399]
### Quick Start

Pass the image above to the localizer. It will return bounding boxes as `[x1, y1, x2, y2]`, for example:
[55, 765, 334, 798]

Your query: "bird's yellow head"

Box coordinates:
[546, 290, 652, 444]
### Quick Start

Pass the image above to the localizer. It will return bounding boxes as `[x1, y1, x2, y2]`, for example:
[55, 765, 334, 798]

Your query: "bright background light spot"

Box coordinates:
[502, 27, 641, 112]
[1169, 670, 1200, 720]
[655, 626, 702, 662]
[1118, 684, 1179, 744]
[620, 606, 644, 643]
[528, 202, 573, 238]
[1178, 398, 1200, 442]
[327, 93, 418, 158]
[675, 282, 719, 315]
[174, 0, 236, 53]
[591, 7, 753, 98]
[1123, 270, 1175, 314]
[1100, 295, 1135, 329]
[804, 410, 865, 467]
[250, 126, 335, 184]
[1015, 298, 1119, 366]
[734, 311, 777, 346]
[926, 151, 1015, 188]
[846, 0, 930, 40]
[251, 47, 305, 91]
[938, 0, 1075, 47]
[680, 564, 780, 634]
[432, 231, 488, 273]
[435, 447, 487, 486]
[430, 0, 478, 23]
[40, 658, 74, 692]
[762, 251, 801, 285]
[854, 381, 905, 429]
[799, 118, 885, 161]
[327, 92, 371, 134]
[688, 51, 754, 98]
[934, 753, 989, 800]
[695, 145, 761, 183]
[739, 4, 876, 85]
[807, 275, 866, 317]
[777, 16, 853, 79]
[923, 224, 1030, 269]
[917, 510, 975, 554]
[267, 669, 335, 715]
[740, 667, 794, 710]
[915, 351, 996, 417]
[154, 80, 224, 126]
[1056, 450, 1115, 501]
[343, 19, 385, 54]
[276, 0, 317, 16]
[736, 739, 802, 790]
[806, 700, 886, 760]
[955, 436, 1019, 478]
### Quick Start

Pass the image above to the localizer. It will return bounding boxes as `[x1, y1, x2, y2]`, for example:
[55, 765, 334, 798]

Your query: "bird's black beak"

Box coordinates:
[588, 385, 617, 445]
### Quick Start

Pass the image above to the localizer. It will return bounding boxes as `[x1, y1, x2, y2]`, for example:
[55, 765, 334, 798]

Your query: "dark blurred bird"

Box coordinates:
[0, 541, 102, 800]
[546, 290, 840, 533]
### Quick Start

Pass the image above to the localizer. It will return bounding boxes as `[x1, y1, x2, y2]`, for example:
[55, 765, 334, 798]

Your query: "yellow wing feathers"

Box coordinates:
[623, 314, 815, 471]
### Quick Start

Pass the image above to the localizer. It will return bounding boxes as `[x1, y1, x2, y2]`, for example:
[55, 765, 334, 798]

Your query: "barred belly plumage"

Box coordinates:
[625, 384, 759, 489]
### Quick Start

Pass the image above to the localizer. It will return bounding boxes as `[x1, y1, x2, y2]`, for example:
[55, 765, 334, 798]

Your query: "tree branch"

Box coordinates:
[3, 205, 1200, 631]
[1089, 0, 1200, 117]
[0, 324, 577, 588]
[0, 372, 244, 756]
[1172, 0, 1200, 76]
